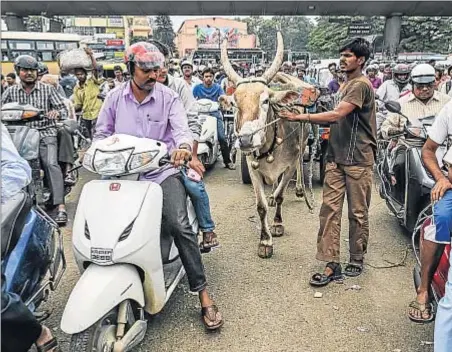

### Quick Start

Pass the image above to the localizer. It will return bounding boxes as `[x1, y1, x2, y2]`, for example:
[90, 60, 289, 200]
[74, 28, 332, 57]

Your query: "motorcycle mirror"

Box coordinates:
[384, 101, 402, 114]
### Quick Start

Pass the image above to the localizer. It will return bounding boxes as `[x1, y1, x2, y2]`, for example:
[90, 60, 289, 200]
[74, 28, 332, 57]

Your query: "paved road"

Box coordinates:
[43, 162, 435, 352]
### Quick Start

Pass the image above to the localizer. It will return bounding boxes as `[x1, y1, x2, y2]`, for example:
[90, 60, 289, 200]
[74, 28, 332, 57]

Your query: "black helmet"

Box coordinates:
[14, 55, 39, 74]
[392, 63, 411, 85]
[37, 62, 49, 76]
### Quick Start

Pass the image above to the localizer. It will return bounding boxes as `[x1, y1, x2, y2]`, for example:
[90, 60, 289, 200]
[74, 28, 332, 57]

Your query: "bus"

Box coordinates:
[187, 48, 265, 66]
[1, 31, 82, 75]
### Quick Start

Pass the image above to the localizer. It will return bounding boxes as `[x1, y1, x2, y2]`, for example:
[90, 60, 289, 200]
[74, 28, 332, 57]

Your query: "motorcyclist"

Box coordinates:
[157, 59, 220, 251]
[439, 65, 452, 97]
[2, 55, 69, 224]
[180, 60, 202, 89]
[193, 67, 236, 170]
[381, 63, 451, 186]
[93, 42, 224, 330]
[1, 123, 60, 352]
[376, 63, 412, 130]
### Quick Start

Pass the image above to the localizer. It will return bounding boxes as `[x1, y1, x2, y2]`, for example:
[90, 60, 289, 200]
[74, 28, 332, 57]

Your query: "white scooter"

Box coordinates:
[197, 99, 220, 169]
[60, 134, 198, 352]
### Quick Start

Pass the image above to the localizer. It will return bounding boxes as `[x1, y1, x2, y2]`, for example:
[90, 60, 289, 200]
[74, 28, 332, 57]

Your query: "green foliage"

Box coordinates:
[153, 15, 176, 53]
[130, 36, 148, 45]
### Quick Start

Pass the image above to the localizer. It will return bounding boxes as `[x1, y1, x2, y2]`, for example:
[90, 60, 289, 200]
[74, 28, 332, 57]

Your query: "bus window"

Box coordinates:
[1, 41, 7, 50]
[10, 51, 36, 59]
[55, 42, 78, 50]
[41, 52, 53, 61]
[36, 41, 55, 50]
[9, 40, 35, 50]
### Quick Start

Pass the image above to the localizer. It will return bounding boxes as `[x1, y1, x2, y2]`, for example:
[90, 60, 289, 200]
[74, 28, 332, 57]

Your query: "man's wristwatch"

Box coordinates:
[179, 143, 192, 152]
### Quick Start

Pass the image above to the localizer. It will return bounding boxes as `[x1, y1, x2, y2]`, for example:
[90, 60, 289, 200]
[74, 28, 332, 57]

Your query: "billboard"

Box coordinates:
[196, 27, 239, 49]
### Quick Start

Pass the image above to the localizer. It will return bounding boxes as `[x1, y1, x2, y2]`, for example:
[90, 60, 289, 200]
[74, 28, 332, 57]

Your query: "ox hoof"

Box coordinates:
[271, 224, 285, 237]
[258, 244, 274, 259]
[268, 196, 276, 207]
[295, 187, 304, 198]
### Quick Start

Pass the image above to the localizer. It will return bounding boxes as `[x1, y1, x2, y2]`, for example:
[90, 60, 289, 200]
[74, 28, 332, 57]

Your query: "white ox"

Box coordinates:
[220, 32, 319, 258]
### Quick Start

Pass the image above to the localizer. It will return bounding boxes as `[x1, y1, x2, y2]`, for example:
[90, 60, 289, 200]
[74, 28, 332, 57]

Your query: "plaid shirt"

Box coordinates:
[1, 82, 69, 138]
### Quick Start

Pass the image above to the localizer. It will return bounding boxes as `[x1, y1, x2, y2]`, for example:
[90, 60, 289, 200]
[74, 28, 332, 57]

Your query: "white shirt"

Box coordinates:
[429, 99, 452, 146]
[376, 80, 412, 103]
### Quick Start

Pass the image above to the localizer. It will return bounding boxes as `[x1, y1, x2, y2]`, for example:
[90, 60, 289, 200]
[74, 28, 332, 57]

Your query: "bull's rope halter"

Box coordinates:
[235, 78, 303, 163]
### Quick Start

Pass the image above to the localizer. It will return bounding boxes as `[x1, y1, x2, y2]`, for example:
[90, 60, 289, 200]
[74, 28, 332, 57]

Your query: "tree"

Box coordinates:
[153, 15, 176, 54]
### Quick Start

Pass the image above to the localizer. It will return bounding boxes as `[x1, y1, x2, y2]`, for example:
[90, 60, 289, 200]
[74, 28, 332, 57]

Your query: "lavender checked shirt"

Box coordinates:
[94, 81, 193, 184]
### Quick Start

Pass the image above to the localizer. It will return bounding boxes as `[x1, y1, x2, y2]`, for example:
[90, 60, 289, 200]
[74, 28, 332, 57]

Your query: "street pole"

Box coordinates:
[123, 16, 130, 49]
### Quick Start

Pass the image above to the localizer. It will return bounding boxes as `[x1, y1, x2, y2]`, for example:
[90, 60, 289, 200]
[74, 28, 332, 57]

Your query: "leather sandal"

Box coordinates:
[201, 305, 224, 330]
[309, 262, 343, 287]
[37, 337, 60, 352]
[201, 232, 220, 251]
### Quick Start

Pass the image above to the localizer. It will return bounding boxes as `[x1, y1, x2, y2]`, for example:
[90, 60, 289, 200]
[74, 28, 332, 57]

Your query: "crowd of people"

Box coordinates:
[1, 36, 452, 352]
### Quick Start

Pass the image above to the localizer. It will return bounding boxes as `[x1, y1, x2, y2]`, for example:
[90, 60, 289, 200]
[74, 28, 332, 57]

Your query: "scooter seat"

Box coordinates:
[1, 191, 32, 259]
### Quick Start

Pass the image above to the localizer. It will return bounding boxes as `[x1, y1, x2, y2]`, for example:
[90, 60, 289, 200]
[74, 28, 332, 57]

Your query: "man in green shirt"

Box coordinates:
[73, 48, 103, 140]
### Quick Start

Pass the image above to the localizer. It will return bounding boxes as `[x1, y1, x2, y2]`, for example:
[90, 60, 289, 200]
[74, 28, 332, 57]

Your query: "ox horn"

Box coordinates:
[220, 37, 241, 84]
[262, 32, 284, 84]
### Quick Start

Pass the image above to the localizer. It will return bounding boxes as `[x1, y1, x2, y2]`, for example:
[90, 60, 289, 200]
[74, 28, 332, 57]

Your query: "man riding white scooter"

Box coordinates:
[93, 42, 223, 330]
[157, 59, 220, 251]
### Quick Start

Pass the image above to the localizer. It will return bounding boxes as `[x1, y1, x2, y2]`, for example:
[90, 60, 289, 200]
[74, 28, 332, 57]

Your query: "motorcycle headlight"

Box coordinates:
[93, 149, 133, 176]
[128, 150, 159, 171]
[406, 126, 427, 140]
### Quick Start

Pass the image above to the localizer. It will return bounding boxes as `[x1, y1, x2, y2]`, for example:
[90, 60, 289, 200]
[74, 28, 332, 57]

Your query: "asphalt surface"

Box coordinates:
[43, 159, 435, 352]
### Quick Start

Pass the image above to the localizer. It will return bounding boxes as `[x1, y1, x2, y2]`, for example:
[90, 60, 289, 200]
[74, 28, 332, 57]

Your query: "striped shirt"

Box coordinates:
[381, 91, 451, 140]
[1, 82, 69, 138]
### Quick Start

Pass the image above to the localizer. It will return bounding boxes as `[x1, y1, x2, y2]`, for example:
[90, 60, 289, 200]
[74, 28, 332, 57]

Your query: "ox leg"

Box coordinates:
[269, 181, 278, 207]
[271, 166, 296, 237]
[249, 168, 274, 259]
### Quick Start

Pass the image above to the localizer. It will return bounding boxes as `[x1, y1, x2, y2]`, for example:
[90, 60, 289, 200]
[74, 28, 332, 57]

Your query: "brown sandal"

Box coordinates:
[201, 305, 224, 330]
[201, 232, 220, 251]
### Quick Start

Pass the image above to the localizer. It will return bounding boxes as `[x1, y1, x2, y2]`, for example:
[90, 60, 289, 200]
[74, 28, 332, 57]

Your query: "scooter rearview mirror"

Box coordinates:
[384, 101, 402, 114]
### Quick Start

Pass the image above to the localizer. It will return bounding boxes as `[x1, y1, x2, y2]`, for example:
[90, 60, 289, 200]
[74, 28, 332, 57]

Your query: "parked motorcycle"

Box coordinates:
[197, 99, 220, 169]
[61, 134, 199, 351]
[376, 100, 447, 233]
[1, 105, 66, 320]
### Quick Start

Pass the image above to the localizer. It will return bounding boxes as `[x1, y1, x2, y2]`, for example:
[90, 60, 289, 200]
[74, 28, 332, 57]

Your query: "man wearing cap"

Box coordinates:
[94, 42, 224, 331]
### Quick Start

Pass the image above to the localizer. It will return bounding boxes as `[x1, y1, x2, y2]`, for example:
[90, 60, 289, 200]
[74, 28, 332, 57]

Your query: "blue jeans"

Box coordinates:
[434, 190, 452, 352]
[181, 170, 215, 232]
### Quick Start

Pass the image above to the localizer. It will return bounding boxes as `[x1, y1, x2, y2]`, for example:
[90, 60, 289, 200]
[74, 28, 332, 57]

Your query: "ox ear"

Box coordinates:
[270, 90, 299, 105]
[219, 94, 234, 110]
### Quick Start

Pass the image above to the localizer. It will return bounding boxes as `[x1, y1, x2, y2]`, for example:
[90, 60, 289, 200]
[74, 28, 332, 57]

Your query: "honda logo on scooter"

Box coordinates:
[109, 183, 121, 191]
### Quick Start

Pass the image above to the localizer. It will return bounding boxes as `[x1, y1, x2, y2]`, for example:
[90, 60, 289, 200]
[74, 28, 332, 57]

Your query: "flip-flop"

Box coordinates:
[201, 305, 224, 330]
[407, 301, 435, 324]
[344, 263, 363, 277]
[309, 262, 343, 287]
[37, 337, 60, 352]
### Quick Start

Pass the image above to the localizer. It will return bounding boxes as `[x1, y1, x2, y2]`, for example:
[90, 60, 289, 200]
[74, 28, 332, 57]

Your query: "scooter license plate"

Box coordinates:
[91, 247, 113, 265]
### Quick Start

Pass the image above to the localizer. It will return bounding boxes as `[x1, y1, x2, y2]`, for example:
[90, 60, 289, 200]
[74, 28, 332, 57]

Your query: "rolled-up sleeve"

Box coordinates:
[93, 93, 116, 141]
[168, 96, 193, 149]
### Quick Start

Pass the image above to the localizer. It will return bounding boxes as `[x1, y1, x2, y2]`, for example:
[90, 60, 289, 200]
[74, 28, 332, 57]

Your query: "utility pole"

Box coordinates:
[124, 16, 130, 49]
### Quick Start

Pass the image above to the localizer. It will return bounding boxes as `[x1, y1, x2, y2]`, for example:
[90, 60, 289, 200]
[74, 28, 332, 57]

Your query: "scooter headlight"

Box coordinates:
[92, 149, 133, 176]
[128, 150, 159, 171]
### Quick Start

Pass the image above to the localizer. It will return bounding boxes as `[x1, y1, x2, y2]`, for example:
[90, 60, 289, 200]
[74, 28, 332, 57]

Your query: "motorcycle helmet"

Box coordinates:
[392, 63, 411, 85]
[411, 63, 436, 84]
[37, 62, 49, 76]
[124, 42, 164, 74]
[14, 55, 39, 74]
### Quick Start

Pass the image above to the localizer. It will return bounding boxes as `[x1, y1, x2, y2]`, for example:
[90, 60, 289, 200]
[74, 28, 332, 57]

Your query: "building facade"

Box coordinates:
[176, 17, 256, 58]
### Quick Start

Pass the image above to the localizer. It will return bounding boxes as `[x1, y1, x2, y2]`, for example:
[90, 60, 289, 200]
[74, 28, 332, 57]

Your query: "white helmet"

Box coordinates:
[180, 60, 193, 69]
[411, 63, 436, 84]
